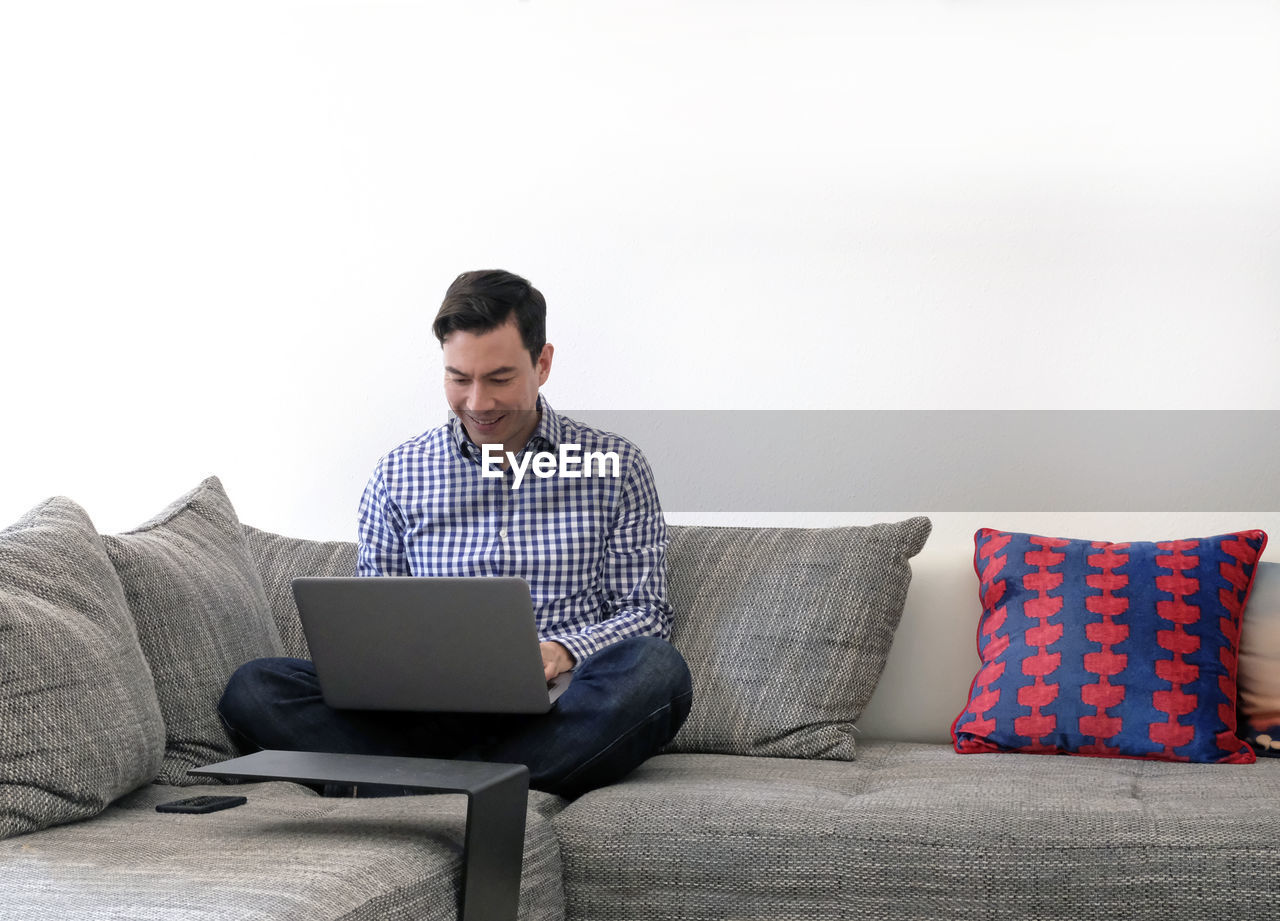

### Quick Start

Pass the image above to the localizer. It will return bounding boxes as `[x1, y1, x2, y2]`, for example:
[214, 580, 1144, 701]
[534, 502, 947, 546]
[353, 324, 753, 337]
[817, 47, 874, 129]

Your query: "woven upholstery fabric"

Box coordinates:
[954, 528, 1267, 763]
[0, 498, 165, 840]
[0, 781, 566, 921]
[555, 740, 1280, 921]
[662, 517, 932, 759]
[1239, 560, 1280, 756]
[243, 525, 357, 659]
[103, 477, 284, 785]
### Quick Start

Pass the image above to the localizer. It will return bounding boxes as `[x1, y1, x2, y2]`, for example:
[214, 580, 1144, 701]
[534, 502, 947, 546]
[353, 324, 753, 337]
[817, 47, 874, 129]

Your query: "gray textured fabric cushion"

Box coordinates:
[556, 740, 1280, 921]
[0, 781, 566, 921]
[242, 525, 357, 660]
[103, 477, 284, 786]
[663, 517, 932, 759]
[0, 498, 165, 840]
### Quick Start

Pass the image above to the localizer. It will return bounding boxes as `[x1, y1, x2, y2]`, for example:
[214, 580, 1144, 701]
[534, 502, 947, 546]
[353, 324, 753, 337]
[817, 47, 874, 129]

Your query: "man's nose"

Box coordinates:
[467, 382, 497, 412]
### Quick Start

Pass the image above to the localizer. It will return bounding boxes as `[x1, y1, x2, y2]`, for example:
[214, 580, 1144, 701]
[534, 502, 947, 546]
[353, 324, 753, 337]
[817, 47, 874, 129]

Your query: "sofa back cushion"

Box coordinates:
[662, 517, 933, 760]
[0, 498, 165, 839]
[103, 477, 283, 785]
[242, 525, 357, 660]
[238, 518, 934, 762]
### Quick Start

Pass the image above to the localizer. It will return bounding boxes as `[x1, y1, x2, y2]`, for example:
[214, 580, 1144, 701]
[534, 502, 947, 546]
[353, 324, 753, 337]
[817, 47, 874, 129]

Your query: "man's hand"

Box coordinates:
[540, 641, 574, 682]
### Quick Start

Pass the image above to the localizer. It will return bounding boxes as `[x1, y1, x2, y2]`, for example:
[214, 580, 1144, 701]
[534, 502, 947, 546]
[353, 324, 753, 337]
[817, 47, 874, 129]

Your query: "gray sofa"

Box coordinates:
[3, 476, 1278, 921]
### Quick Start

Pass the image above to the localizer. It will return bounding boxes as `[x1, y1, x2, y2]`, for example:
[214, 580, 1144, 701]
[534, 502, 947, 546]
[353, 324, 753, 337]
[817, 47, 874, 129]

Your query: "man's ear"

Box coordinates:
[536, 343, 554, 386]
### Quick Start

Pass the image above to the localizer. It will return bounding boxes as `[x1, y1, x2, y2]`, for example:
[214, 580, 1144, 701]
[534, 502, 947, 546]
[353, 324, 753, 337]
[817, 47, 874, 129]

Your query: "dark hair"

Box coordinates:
[433, 270, 547, 366]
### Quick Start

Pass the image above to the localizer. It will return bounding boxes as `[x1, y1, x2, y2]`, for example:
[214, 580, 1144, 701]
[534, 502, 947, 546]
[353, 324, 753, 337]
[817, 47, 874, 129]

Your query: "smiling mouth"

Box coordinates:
[468, 413, 505, 427]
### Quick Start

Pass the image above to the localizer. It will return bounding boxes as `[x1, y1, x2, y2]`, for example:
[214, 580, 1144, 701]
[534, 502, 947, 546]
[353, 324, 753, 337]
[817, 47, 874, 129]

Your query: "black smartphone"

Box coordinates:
[155, 795, 247, 814]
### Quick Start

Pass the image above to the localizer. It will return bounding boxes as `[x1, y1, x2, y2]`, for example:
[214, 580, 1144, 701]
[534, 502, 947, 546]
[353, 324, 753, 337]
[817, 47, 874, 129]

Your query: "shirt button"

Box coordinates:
[499, 529, 508, 539]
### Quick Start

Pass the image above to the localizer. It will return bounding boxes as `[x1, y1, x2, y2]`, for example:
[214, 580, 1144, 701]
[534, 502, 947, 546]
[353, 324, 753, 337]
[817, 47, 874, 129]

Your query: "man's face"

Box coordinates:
[442, 320, 553, 453]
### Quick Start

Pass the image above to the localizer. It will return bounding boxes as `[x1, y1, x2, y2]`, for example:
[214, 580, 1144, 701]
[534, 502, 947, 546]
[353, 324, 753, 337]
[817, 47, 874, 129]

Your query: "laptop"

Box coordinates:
[292, 576, 572, 714]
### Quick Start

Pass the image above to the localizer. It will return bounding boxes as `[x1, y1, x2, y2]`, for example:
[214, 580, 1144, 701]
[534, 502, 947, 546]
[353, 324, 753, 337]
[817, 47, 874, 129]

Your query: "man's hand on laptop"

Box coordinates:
[540, 641, 574, 681]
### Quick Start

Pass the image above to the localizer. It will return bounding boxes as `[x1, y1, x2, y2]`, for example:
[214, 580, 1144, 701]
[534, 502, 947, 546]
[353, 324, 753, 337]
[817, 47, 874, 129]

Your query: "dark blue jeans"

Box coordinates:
[218, 636, 692, 798]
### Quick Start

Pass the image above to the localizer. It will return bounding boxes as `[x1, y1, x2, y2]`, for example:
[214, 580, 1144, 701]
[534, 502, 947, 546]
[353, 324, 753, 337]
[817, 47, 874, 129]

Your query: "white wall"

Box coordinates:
[2, 1, 1277, 537]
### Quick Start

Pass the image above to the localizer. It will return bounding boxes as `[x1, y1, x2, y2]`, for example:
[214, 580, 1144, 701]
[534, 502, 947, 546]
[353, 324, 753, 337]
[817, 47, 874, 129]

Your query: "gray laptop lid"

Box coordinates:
[292, 576, 572, 714]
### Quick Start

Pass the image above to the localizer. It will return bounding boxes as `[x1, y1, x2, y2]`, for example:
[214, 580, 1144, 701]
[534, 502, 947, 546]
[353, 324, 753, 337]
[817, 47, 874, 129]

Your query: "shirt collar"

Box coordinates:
[449, 394, 562, 462]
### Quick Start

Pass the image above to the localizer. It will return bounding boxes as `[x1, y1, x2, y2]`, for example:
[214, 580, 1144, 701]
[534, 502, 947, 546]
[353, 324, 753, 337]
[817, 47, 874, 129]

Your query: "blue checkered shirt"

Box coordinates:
[356, 396, 672, 664]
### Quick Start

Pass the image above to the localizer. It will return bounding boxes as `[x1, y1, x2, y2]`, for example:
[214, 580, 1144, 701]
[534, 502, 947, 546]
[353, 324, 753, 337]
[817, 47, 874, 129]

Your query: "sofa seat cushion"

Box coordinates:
[0, 781, 567, 921]
[556, 753, 857, 921]
[554, 740, 1280, 921]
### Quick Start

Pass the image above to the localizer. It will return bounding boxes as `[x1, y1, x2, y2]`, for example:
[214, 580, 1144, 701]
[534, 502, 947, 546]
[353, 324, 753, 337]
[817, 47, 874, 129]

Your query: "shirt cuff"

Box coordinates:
[542, 631, 601, 667]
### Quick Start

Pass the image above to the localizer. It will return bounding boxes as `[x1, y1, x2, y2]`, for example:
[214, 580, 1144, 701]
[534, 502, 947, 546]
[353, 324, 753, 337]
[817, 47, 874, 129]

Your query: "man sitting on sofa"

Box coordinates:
[219, 269, 693, 797]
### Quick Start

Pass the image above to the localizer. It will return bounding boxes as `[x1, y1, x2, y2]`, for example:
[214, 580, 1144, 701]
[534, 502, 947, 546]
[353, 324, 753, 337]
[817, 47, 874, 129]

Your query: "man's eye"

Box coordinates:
[491, 378, 512, 385]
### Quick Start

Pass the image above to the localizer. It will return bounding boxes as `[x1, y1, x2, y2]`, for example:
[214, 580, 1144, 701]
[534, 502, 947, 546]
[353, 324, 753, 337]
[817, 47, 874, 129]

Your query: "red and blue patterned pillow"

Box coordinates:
[953, 528, 1268, 764]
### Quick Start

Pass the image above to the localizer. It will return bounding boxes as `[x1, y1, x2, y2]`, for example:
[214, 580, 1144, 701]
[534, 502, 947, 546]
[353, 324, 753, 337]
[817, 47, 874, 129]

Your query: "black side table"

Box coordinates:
[191, 750, 530, 921]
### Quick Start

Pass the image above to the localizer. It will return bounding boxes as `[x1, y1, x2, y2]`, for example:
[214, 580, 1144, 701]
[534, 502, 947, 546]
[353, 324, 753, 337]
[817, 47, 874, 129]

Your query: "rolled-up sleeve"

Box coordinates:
[543, 449, 673, 663]
[357, 464, 411, 577]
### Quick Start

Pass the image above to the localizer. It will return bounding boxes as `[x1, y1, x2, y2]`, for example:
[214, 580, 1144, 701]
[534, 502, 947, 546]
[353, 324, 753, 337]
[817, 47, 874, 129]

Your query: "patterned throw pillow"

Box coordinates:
[0, 498, 165, 839]
[953, 528, 1268, 763]
[103, 477, 283, 785]
[1238, 560, 1280, 757]
[663, 517, 932, 760]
